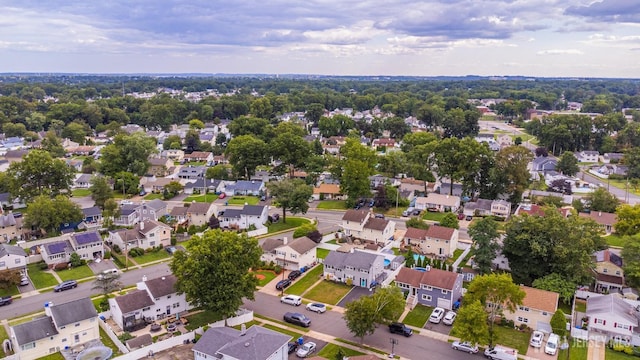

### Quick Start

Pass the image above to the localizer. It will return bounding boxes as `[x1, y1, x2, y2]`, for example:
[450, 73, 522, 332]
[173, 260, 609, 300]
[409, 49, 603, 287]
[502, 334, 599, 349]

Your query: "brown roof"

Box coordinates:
[395, 267, 460, 291]
[342, 209, 368, 223]
[188, 202, 212, 215]
[404, 227, 429, 240]
[261, 238, 284, 252]
[115, 290, 154, 313]
[520, 286, 558, 313]
[137, 219, 170, 235]
[184, 151, 212, 159]
[287, 236, 317, 255]
[364, 218, 390, 231]
[313, 183, 341, 195]
[596, 272, 624, 286]
[145, 275, 178, 298]
[425, 225, 455, 240]
[149, 157, 170, 166]
[170, 206, 189, 217]
[580, 211, 617, 225]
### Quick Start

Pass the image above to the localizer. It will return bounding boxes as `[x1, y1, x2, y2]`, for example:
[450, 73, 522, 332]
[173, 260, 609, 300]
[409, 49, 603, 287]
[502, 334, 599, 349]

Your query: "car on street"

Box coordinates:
[305, 302, 327, 313]
[0, 296, 13, 306]
[287, 342, 298, 354]
[429, 307, 445, 324]
[412, 209, 422, 216]
[288, 270, 302, 280]
[296, 341, 317, 358]
[283, 312, 311, 327]
[281, 295, 302, 306]
[530, 330, 544, 348]
[451, 341, 478, 354]
[275, 279, 291, 290]
[54, 280, 78, 292]
[443, 310, 456, 325]
[388, 322, 413, 337]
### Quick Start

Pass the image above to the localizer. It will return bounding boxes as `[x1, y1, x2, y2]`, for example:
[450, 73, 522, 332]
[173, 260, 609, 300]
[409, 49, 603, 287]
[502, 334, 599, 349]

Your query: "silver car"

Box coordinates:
[305, 302, 326, 313]
[451, 341, 479, 354]
[296, 341, 316, 358]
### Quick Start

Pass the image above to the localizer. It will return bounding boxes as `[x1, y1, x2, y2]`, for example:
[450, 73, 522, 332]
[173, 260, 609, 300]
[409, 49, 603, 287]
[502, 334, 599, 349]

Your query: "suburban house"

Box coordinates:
[69, 232, 104, 261]
[186, 202, 216, 227]
[0, 212, 23, 242]
[394, 266, 464, 310]
[107, 219, 172, 251]
[586, 294, 639, 344]
[72, 174, 92, 189]
[183, 178, 223, 195]
[530, 156, 558, 173]
[0, 243, 27, 273]
[169, 206, 189, 226]
[219, 205, 268, 230]
[143, 177, 174, 194]
[437, 183, 464, 197]
[312, 183, 343, 200]
[415, 193, 461, 213]
[193, 325, 290, 360]
[177, 165, 207, 180]
[40, 240, 75, 267]
[160, 149, 185, 162]
[593, 249, 625, 292]
[603, 153, 624, 164]
[224, 180, 265, 196]
[10, 298, 99, 360]
[340, 209, 396, 245]
[115, 200, 168, 226]
[463, 199, 511, 218]
[576, 150, 600, 163]
[81, 206, 103, 228]
[502, 286, 559, 334]
[147, 157, 174, 177]
[323, 249, 386, 288]
[403, 225, 459, 258]
[260, 236, 317, 270]
[109, 275, 191, 332]
[497, 134, 513, 147]
[183, 151, 214, 163]
[371, 138, 397, 151]
[580, 211, 616, 235]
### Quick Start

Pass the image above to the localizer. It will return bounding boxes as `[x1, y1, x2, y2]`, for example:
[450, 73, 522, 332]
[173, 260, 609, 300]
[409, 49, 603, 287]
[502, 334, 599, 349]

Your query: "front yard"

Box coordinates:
[72, 188, 92, 197]
[0, 285, 19, 297]
[285, 265, 324, 296]
[267, 217, 310, 233]
[254, 270, 278, 287]
[227, 196, 259, 205]
[27, 263, 59, 289]
[183, 193, 218, 203]
[132, 250, 171, 265]
[402, 304, 433, 328]
[558, 339, 588, 360]
[56, 264, 95, 281]
[491, 325, 530, 355]
[421, 211, 450, 222]
[316, 200, 348, 210]
[317, 343, 365, 358]
[143, 193, 164, 200]
[303, 280, 352, 305]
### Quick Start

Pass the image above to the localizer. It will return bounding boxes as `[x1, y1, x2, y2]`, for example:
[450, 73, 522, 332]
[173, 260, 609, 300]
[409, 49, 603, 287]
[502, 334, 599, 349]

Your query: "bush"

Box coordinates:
[38, 261, 49, 270]
[99, 296, 110, 311]
[170, 236, 177, 246]
[112, 244, 121, 254]
[103, 250, 112, 259]
[118, 332, 134, 342]
[293, 223, 317, 238]
[128, 247, 145, 257]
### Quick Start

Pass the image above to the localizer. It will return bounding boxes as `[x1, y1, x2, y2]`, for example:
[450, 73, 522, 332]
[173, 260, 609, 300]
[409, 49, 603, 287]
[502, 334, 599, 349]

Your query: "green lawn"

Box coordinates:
[254, 270, 278, 287]
[607, 347, 638, 360]
[286, 265, 324, 295]
[183, 193, 218, 203]
[558, 300, 572, 315]
[317, 343, 365, 358]
[0, 285, 19, 297]
[0, 324, 8, 357]
[491, 325, 530, 355]
[72, 188, 92, 197]
[27, 263, 59, 289]
[185, 310, 224, 330]
[262, 323, 302, 340]
[326, 239, 338, 245]
[403, 304, 433, 328]
[227, 196, 259, 205]
[304, 280, 353, 305]
[267, 217, 310, 233]
[559, 339, 588, 360]
[316, 248, 330, 260]
[100, 327, 123, 357]
[34, 353, 65, 360]
[144, 193, 163, 200]
[605, 234, 627, 248]
[422, 211, 450, 222]
[316, 200, 348, 210]
[56, 265, 95, 281]
[575, 299, 587, 313]
[132, 250, 170, 264]
[447, 249, 464, 264]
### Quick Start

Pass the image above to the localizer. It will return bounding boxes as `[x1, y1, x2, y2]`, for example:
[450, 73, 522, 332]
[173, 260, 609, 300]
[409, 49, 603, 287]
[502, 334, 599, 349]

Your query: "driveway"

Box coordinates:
[337, 286, 373, 307]
[88, 258, 119, 275]
[424, 320, 454, 336]
[288, 336, 328, 359]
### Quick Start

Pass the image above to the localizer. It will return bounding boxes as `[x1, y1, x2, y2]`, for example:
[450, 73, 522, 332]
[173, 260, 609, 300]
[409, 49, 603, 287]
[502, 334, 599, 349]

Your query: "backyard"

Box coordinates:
[26, 263, 59, 289]
[316, 200, 348, 210]
[183, 193, 218, 203]
[100, 327, 123, 357]
[267, 217, 309, 233]
[316, 248, 330, 260]
[285, 265, 324, 296]
[402, 304, 433, 328]
[227, 196, 259, 205]
[72, 189, 92, 197]
[185, 310, 224, 331]
[56, 264, 95, 281]
[605, 234, 627, 248]
[304, 280, 352, 305]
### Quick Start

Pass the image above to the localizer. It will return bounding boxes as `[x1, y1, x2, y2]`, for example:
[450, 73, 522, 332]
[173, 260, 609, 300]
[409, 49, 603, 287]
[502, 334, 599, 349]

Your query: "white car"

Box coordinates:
[296, 341, 317, 358]
[429, 307, 445, 324]
[305, 302, 327, 313]
[530, 330, 544, 348]
[280, 295, 302, 306]
[442, 311, 456, 325]
[451, 341, 479, 354]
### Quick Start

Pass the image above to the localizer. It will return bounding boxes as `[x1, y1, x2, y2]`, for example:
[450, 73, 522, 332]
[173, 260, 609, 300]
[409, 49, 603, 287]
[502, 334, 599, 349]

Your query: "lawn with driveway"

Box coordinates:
[56, 265, 95, 281]
[285, 265, 323, 296]
[26, 263, 59, 289]
[132, 250, 171, 264]
[227, 196, 259, 205]
[304, 280, 353, 305]
[267, 216, 309, 233]
[254, 270, 278, 287]
[402, 304, 433, 328]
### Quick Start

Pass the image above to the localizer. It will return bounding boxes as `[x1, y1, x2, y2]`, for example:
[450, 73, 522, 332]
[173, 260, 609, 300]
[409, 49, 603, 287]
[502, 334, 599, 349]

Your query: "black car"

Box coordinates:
[0, 296, 12, 306]
[54, 280, 78, 292]
[412, 209, 422, 216]
[287, 342, 298, 354]
[275, 279, 291, 290]
[288, 270, 302, 280]
[389, 322, 413, 337]
[283, 312, 311, 327]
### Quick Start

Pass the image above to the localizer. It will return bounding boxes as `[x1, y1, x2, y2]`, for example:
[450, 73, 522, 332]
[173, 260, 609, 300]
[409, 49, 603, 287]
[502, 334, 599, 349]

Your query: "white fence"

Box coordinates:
[98, 317, 129, 354]
[247, 227, 268, 237]
[226, 309, 253, 327]
[571, 327, 589, 341]
[115, 331, 195, 360]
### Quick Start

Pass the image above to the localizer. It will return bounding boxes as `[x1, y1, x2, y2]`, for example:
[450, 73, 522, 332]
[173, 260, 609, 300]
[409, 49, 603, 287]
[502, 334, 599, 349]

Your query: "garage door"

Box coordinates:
[437, 298, 451, 310]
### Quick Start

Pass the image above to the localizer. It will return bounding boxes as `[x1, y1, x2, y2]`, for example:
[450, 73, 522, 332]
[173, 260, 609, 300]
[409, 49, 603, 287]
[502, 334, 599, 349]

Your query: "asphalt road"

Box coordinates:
[580, 170, 639, 205]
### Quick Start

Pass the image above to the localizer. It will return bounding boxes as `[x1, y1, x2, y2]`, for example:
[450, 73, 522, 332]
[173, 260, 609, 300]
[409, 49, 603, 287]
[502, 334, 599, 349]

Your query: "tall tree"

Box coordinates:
[614, 204, 640, 236]
[337, 138, 377, 206]
[550, 309, 567, 338]
[532, 273, 576, 305]
[91, 273, 123, 295]
[266, 179, 313, 223]
[343, 286, 405, 344]
[492, 146, 533, 203]
[0, 269, 23, 290]
[439, 213, 460, 229]
[40, 131, 66, 157]
[468, 217, 500, 275]
[24, 195, 83, 234]
[170, 230, 262, 318]
[89, 176, 113, 209]
[163, 134, 182, 150]
[7, 149, 75, 201]
[585, 187, 620, 213]
[102, 198, 120, 230]
[465, 274, 525, 347]
[305, 103, 325, 125]
[99, 133, 157, 176]
[225, 135, 268, 179]
[270, 132, 311, 177]
[452, 300, 489, 347]
[622, 235, 640, 288]
[556, 151, 580, 176]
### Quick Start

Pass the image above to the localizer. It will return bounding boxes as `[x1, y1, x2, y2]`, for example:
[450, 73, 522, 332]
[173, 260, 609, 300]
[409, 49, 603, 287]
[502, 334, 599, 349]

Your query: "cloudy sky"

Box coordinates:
[1, 0, 640, 77]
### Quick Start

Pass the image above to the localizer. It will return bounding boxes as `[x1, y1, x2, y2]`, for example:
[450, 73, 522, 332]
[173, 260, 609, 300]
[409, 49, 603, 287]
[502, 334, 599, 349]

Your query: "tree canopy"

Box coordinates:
[99, 132, 157, 176]
[343, 286, 405, 343]
[468, 217, 500, 275]
[266, 179, 313, 223]
[7, 149, 75, 201]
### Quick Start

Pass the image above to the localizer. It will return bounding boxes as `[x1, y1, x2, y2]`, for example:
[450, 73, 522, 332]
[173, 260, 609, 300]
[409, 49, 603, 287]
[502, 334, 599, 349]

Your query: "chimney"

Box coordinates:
[44, 302, 53, 316]
[599, 212, 602, 217]
[240, 323, 246, 336]
[142, 275, 148, 282]
[283, 237, 288, 245]
[140, 221, 144, 231]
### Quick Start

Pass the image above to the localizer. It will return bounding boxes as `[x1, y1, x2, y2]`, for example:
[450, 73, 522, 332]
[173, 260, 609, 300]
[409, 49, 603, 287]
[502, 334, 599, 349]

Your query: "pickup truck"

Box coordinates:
[0, 296, 13, 306]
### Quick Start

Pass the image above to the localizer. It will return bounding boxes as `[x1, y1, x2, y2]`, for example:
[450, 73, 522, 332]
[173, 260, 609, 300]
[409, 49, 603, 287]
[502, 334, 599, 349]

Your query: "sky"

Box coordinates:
[1, 0, 640, 78]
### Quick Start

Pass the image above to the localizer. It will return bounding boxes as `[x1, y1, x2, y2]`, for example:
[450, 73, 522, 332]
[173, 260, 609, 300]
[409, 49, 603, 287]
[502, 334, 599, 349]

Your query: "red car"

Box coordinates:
[218, 193, 226, 199]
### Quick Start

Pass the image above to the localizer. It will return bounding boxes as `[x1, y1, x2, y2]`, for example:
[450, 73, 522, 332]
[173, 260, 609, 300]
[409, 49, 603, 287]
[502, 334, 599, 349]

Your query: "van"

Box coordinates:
[484, 346, 518, 360]
[97, 268, 120, 280]
[281, 295, 302, 306]
[545, 333, 560, 355]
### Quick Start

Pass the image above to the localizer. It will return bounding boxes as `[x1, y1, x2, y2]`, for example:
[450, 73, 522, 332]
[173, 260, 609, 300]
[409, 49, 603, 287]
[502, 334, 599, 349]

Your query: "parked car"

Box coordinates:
[402, 208, 415, 217]
[411, 209, 422, 216]
[443, 311, 457, 325]
[19, 276, 29, 286]
[457, 213, 465, 220]
[368, 200, 375, 207]
[305, 302, 327, 313]
[281, 295, 302, 306]
[465, 215, 473, 221]
[374, 213, 385, 219]
[429, 307, 445, 324]
[484, 346, 518, 360]
[545, 333, 559, 355]
[287, 342, 298, 354]
[97, 268, 120, 280]
[451, 341, 478, 354]
[139, 190, 147, 196]
[283, 312, 311, 327]
[0, 296, 13, 306]
[288, 270, 302, 280]
[54, 280, 77, 292]
[296, 341, 316, 358]
[218, 193, 226, 199]
[388, 322, 413, 337]
[530, 330, 544, 348]
[275, 279, 291, 290]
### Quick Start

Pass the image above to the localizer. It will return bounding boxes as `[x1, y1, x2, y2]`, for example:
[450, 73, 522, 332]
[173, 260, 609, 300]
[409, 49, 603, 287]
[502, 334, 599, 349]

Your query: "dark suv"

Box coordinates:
[0, 296, 13, 306]
[288, 270, 302, 280]
[275, 279, 291, 290]
[389, 322, 413, 337]
[284, 312, 311, 327]
[54, 280, 78, 292]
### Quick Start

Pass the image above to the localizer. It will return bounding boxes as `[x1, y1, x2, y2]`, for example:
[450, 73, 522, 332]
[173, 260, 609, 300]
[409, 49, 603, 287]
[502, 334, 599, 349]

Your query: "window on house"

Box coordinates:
[442, 289, 448, 294]
[143, 307, 150, 311]
[0, 262, 5, 267]
[519, 306, 530, 312]
[173, 302, 180, 308]
[422, 294, 432, 301]
[616, 271, 621, 275]
[517, 317, 529, 323]
[603, 268, 608, 273]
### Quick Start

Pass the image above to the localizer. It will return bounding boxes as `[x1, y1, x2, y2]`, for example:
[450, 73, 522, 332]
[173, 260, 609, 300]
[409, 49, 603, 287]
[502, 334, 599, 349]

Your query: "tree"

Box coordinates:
[69, 252, 84, 267]
[113, 172, 140, 195]
[615, 204, 640, 236]
[206, 165, 231, 180]
[343, 286, 405, 343]
[337, 139, 377, 206]
[532, 273, 576, 305]
[7, 149, 75, 201]
[270, 132, 311, 177]
[452, 300, 489, 347]
[102, 198, 120, 230]
[61, 122, 88, 144]
[225, 135, 268, 179]
[170, 230, 262, 318]
[550, 309, 567, 338]
[556, 151, 580, 176]
[585, 187, 620, 213]
[267, 179, 313, 223]
[406, 217, 429, 230]
[189, 119, 205, 129]
[305, 103, 325, 125]
[163, 181, 183, 199]
[40, 131, 65, 157]
[250, 97, 273, 120]
[184, 129, 202, 153]
[439, 213, 460, 229]
[163, 135, 182, 150]
[468, 217, 500, 275]
[465, 273, 525, 347]
[24, 195, 83, 234]
[208, 215, 220, 229]
[92, 273, 123, 295]
[624, 147, 640, 179]
[0, 269, 22, 290]
[492, 146, 533, 203]
[89, 176, 113, 209]
[100, 133, 157, 176]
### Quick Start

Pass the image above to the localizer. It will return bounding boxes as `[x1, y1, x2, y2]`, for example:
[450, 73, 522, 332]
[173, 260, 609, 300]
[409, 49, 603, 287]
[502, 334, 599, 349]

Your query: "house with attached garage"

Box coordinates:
[403, 225, 459, 258]
[340, 209, 396, 245]
[260, 236, 317, 271]
[219, 205, 268, 230]
[0, 243, 27, 273]
[107, 219, 172, 251]
[502, 286, 559, 334]
[415, 193, 461, 213]
[586, 294, 640, 345]
[322, 249, 386, 288]
[394, 266, 463, 310]
[193, 325, 290, 360]
[10, 298, 99, 360]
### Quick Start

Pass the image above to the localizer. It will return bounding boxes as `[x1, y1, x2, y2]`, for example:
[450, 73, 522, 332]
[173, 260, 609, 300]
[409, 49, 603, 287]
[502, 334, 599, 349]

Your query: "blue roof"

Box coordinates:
[74, 232, 101, 245]
[46, 241, 69, 255]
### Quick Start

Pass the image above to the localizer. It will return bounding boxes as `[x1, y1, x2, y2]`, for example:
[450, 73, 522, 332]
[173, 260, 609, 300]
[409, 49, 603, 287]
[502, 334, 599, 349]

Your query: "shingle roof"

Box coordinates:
[404, 227, 429, 240]
[520, 286, 558, 313]
[73, 231, 102, 245]
[395, 267, 461, 291]
[149, 157, 170, 166]
[465, 199, 493, 211]
[580, 211, 617, 226]
[587, 294, 639, 325]
[425, 225, 455, 240]
[243, 205, 266, 216]
[188, 202, 212, 214]
[323, 250, 383, 271]
[126, 334, 153, 349]
[82, 206, 102, 218]
[0, 214, 17, 227]
[223, 209, 242, 219]
[12, 316, 58, 345]
[342, 209, 368, 223]
[0, 244, 26, 257]
[144, 275, 178, 298]
[145, 199, 167, 211]
[287, 236, 317, 255]
[50, 298, 98, 326]
[193, 325, 290, 360]
[114, 290, 155, 313]
[594, 249, 623, 267]
[364, 218, 390, 231]
[313, 183, 341, 195]
[170, 206, 189, 217]
[261, 238, 284, 253]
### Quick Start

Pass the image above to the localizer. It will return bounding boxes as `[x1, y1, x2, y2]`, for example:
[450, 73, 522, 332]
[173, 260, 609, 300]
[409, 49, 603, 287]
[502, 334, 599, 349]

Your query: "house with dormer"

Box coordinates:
[219, 205, 268, 230]
[10, 298, 99, 360]
[323, 249, 386, 288]
[403, 225, 459, 258]
[395, 266, 463, 310]
[107, 219, 171, 251]
[260, 236, 317, 271]
[340, 209, 396, 245]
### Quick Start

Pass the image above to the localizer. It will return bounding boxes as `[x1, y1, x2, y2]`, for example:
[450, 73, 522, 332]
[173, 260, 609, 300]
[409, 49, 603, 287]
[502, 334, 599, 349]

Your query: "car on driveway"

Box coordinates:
[19, 276, 29, 286]
[54, 280, 77, 292]
[530, 330, 544, 348]
[288, 270, 302, 280]
[429, 307, 445, 324]
[281, 295, 302, 306]
[287, 342, 298, 354]
[0, 296, 13, 306]
[443, 310, 456, 325]
[296, 341, 317, 358]
[451, 341, 478, 354]
[305, 302, 327, 313]
[275, 279, 291, 290]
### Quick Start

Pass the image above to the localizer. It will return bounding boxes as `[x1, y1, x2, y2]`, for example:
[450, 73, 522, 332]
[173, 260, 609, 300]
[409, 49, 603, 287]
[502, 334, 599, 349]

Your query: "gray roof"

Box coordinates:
[82, 206, 102, 218]
[115, 290, 155, 314]
[193, 325, 290, 360]
[465, 199, 493, 211]
[323, 250, 383, 271]
[126, 333, 153, 349]
[170, 206, 189, 217]
[75, 174, 92, 183]
[144, 275, 178, 298]
[0, 214, 17, 227]
[287, 237, 317, 255]
[0, 244, 26, 257]
[50, 298, 98, 327]
[243, 205, 266, 216]
[228, 180, 264, 192]
[12, 316, 58, 345]
[45, 240, 73, 255]
[144, 199, 167, 211]
[587, 294, 640, 326]
[223, 209, 243, 219]
[120, 204, 138, 216]
[72, 231, 102, 246]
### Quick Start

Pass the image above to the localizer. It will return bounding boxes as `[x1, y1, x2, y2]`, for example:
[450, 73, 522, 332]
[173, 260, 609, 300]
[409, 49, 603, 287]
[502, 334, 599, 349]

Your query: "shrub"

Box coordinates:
[99, 296, 110, 311]
[293, 223, 317, 238]
[128, 247, 145, 257]
[103, 250, 112, 259]
[170, 236, 177, 246]
[274, 265, 282, 274]
[38, 261, 49, 270]
[112, 244, 121, 253]
[118, 332, 134, 342]
[346, 278, 353, 286]
[306, 230, 322, 243]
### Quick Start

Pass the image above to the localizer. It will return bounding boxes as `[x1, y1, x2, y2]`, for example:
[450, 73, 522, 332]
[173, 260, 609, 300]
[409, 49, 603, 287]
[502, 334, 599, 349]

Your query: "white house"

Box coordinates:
[340, 209, 396, 245]
[193, 325, 290, 360]
[0, 244, 27, 273]
[220, 205, 268, 230]
[107, 219, 172, 251]
[586, 294, 639, 345]
[260, 236, 317, 271]
[415, 193, 461, 213]
[69, 232, 104, 261]
[576, 150, 600, 163]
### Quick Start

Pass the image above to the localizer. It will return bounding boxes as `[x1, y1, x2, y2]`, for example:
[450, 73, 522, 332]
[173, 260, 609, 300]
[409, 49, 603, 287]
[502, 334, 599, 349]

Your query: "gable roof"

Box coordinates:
[594, 249, 623, 268]
[114, 289, 155, 314]
[587, 294, 639, 325]
[229, 180, 264, 192]
[50, 298, 98, 326]
[0, 244, 26, 257]
[144, 199, 167, 211]
[187, 202, 213, 214]
[395, 267, 461, 291]
[12, 316, 59, 346]
[170, 206, 189, 217]
[193, 325, 290, 360]
[342, 209, 368, 223]
[72, 231, 102, 246]
[243, 205, 266, 216]
[580, 211, 617, 226]
[520, 286, 558, 313]
[0, 214, 17, 227]
[144, 275, 178, 298]
[82, 206, 102, 218]
[364, 218, 390, 231]
[425, 225, 456, 240]
[404, 227, 429, 240]
[313, 183, 341, 195]
[418, 193, 461, 207]
[261, 238, 284, 253]
[45, 240, 73, 255]
[287, 236, 317, 255]
[323, 250, 383, 271]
